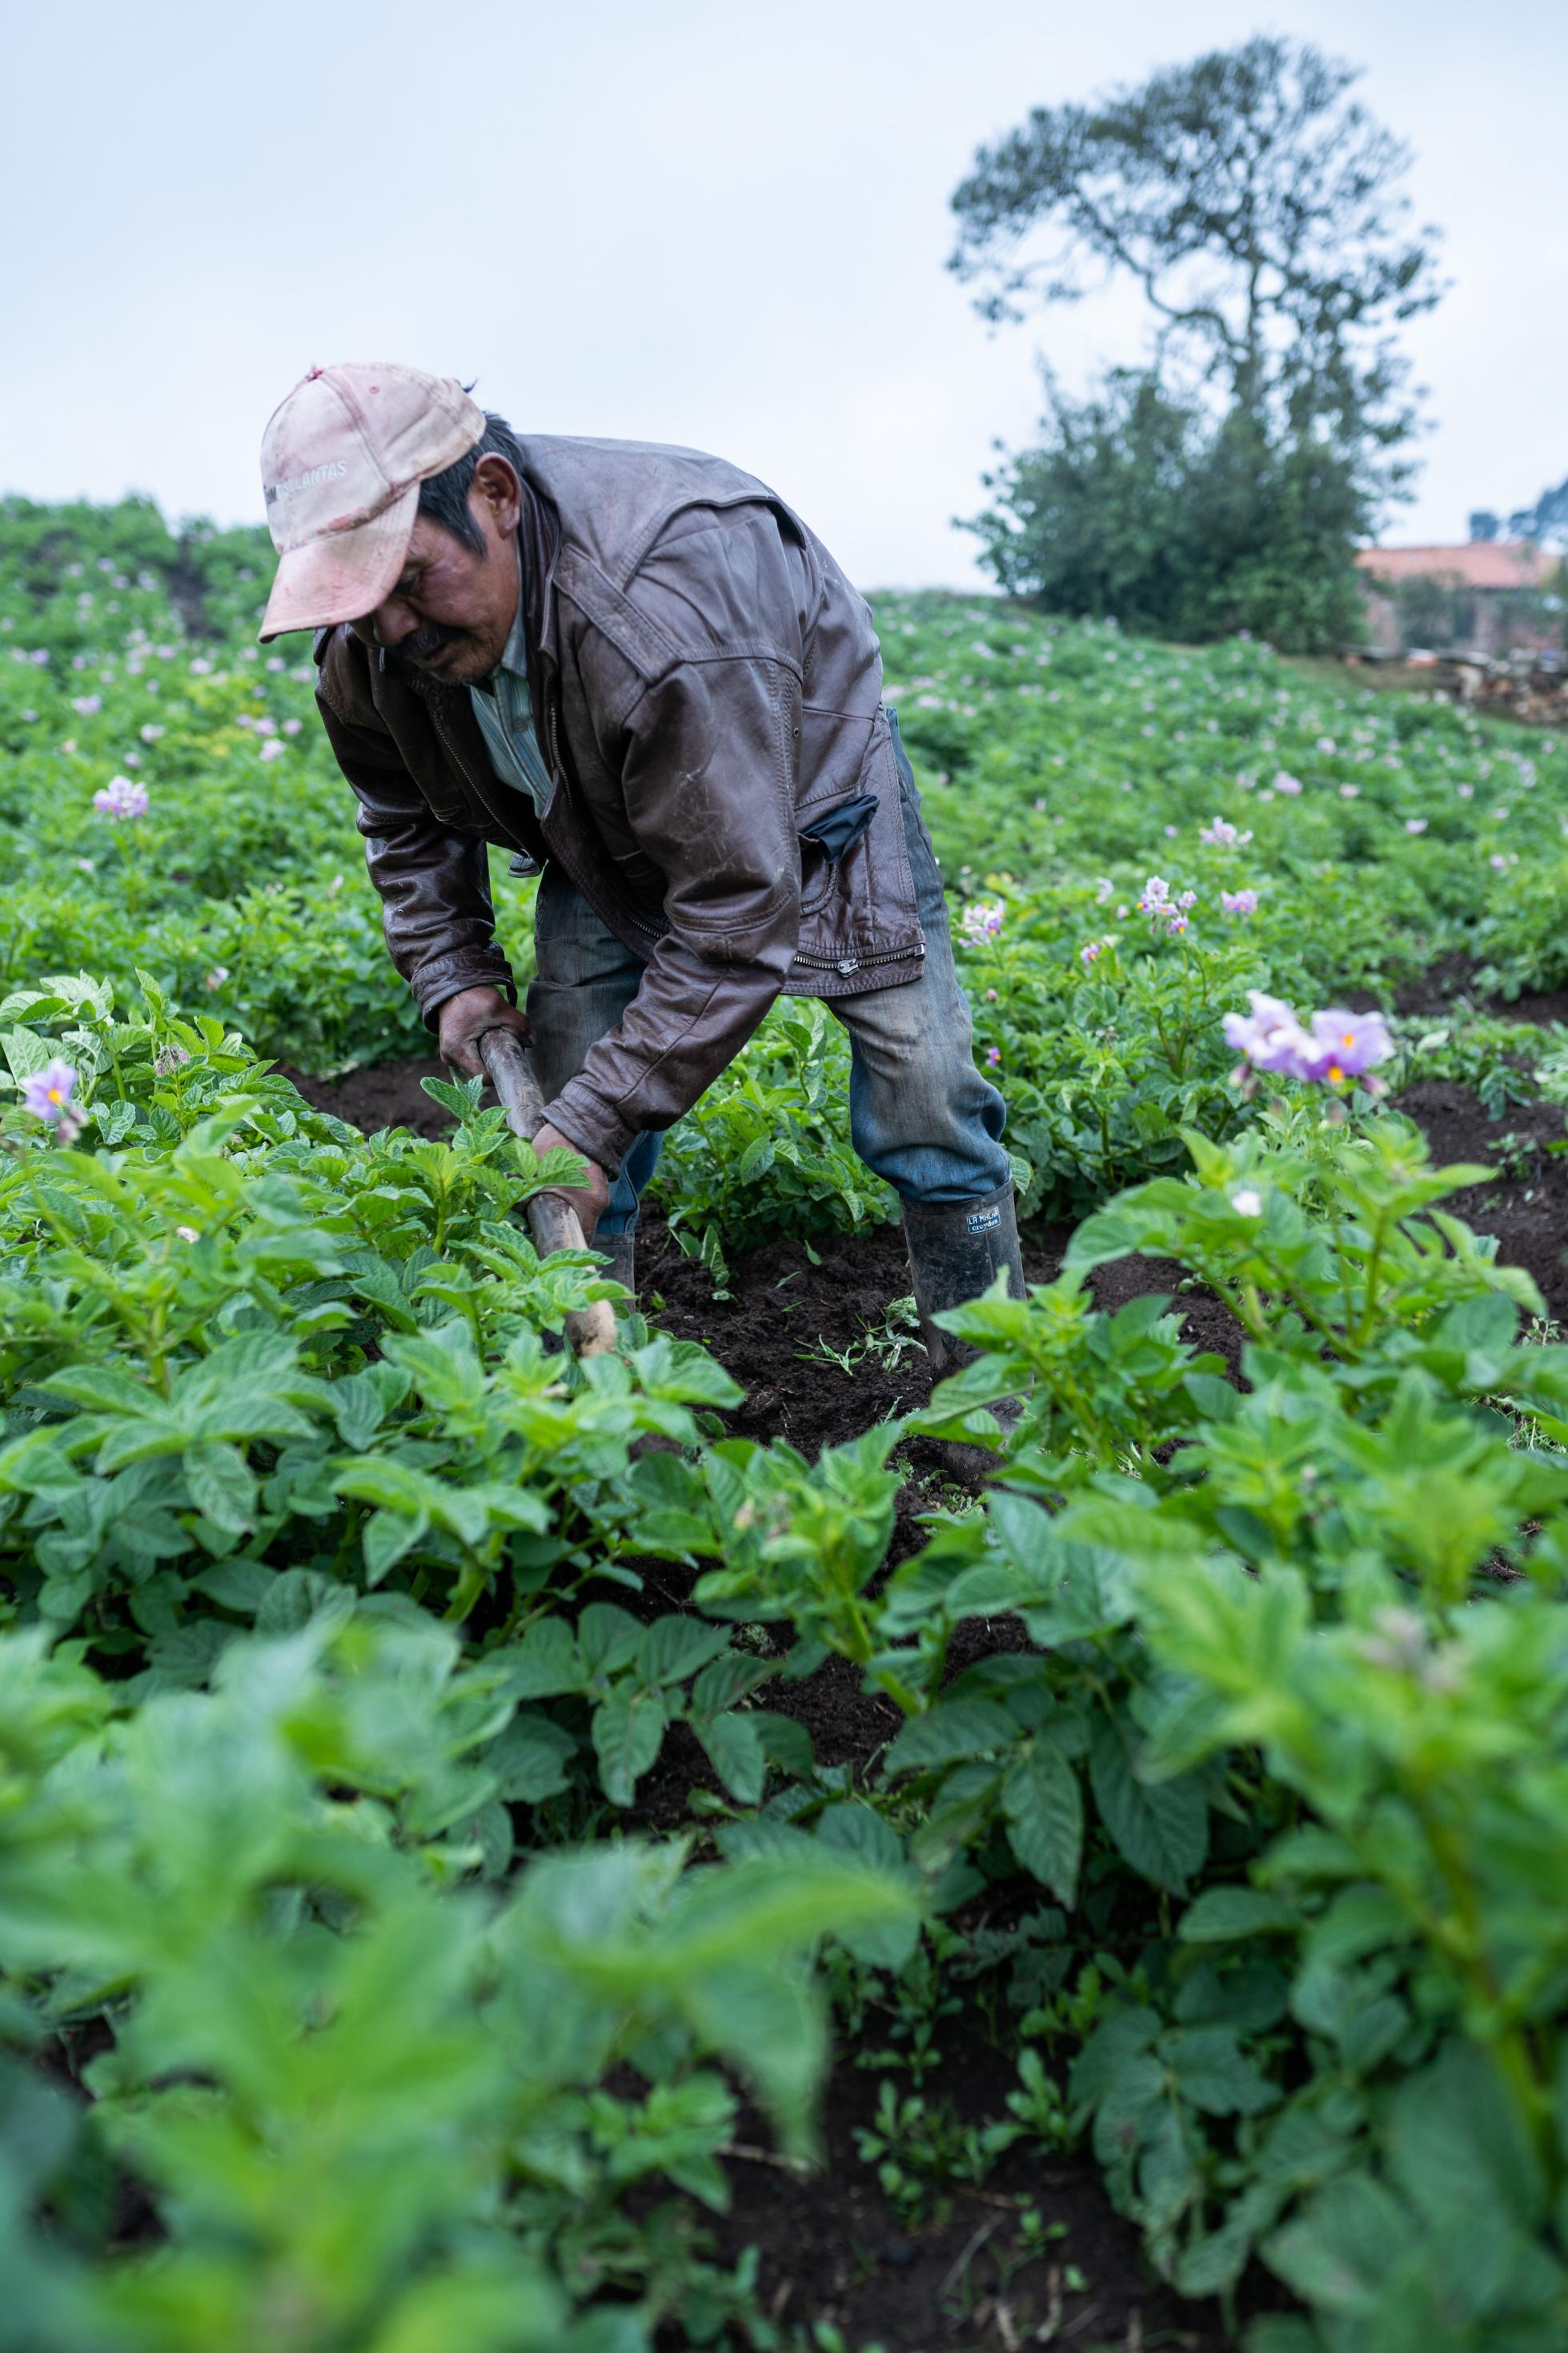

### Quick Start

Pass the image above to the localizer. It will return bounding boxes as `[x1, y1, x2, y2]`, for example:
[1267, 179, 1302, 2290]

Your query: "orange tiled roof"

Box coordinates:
[1357, 542, 1557, 590]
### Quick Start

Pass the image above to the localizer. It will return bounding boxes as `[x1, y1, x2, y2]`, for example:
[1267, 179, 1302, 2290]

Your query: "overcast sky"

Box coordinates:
[3, 0, 1563, 588]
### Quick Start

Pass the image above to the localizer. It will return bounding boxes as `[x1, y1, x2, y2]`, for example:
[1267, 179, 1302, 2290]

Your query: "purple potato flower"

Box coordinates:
[960, 899, 1005, 946]
[93, 775, 149, 821]
[1200, 817, 1253, 847]
[21, 1058, 81, 1138]
[1222, 992, 1313, 1074]
[1298, 1009, 1394, 1084]
[1224, 993, 1393, 1086]
[1221, 889, 1259, 915]
[1140, 876, 1197, 936]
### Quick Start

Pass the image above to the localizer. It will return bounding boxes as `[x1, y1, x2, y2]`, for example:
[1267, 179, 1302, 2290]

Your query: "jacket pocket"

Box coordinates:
[798, 791, 877, 914]
[801, 791, 878, 862]
[793, 705, 921, 965]
[799, 703, 875, 805]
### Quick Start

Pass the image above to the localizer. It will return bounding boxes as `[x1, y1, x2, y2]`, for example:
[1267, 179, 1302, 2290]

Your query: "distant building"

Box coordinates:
[1357, 540, 1562, 657]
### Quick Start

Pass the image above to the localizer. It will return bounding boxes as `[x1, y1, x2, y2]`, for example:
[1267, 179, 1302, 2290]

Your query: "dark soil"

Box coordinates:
[1389, 948, 1568, 1029]
[1394, 1078, 1568, 1322]
[646, 1215, 928, 1458]
[648, 1211, 1248, 1457]
[281, 1053, 452, 1137]
[689, 2020, 1246, 2353]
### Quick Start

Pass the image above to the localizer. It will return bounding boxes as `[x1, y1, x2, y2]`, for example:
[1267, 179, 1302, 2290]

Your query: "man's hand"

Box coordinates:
[436, 985, 531, 1078]
[532, 1119, 612, 1243]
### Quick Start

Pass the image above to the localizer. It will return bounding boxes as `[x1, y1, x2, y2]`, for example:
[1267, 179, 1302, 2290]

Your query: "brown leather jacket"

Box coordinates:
[314, 435, 926, 1173]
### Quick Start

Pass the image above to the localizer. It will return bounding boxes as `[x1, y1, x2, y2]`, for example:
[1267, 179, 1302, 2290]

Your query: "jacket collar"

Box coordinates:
[515, 470, 560, 702]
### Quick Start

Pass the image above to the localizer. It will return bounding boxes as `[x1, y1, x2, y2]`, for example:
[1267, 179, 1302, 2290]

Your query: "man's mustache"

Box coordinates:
[399, 621, 467, 665]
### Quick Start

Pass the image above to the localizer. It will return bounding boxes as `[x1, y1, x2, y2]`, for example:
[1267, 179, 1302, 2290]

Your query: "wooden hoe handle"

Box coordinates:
[476, 1028, 617, 1359]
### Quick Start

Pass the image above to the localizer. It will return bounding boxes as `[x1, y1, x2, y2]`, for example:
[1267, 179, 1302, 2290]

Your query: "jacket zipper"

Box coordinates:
[792, 942, 925, 976]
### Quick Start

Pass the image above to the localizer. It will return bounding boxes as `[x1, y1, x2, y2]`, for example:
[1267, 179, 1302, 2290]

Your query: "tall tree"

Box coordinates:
[950, 39, 1445, 648]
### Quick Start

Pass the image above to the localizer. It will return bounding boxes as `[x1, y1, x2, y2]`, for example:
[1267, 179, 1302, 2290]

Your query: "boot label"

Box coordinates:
[964, 1207, 1002, 1235]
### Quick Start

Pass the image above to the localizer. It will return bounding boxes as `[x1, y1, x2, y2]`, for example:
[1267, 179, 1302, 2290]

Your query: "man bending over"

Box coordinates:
[257, 361, 1024, 1399]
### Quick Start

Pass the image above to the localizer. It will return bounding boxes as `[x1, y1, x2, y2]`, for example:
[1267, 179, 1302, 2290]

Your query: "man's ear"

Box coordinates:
[471, 453, 522, 539]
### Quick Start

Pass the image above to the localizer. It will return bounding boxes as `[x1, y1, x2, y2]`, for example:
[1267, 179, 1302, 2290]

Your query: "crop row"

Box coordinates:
[7, 498, 1568, 2348]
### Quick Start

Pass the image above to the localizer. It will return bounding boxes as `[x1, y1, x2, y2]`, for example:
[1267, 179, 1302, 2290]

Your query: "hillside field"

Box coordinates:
[7, 498, 1568, 2352]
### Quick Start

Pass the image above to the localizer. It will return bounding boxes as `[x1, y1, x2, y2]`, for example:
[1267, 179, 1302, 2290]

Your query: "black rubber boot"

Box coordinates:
[903, 1182, 1026, 1484]
[596, 1227, 636, 1306]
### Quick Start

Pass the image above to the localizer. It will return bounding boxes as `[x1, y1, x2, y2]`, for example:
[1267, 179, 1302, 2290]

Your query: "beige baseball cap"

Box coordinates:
[257, 362, 486, 640]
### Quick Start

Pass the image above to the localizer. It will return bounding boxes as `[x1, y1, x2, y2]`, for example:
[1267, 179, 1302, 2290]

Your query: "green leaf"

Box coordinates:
[1087, 2052, 1168, 2170]
[183, 1441, 257, 1536]
[754, 1713, 815, 1777]
[255, 1568, 355, 1636]
[38, 1568, 95, 1628]
[40, 1363, 152, 1415]
[505, 1618, 582, 1700]
[689, 1652, 774, 1718]
[815, 1804, 920, 1968]
[190, 1559, 279, 1616]
[636, 1616, 732, 1690]
[629, 1338, 745, 1409]
[1180, 1885, 1299, 1941]
[1265, 2173, 1414, 2316]
[694, 1711, 766, 1806]
[1389, 2038, 1546, 2235]
[94, 1098, 137, 1147]
[2, 1027, 57, 1085]
[985, 1499, 1135, 1642]
[1169, 2026, 1281, 2118]
[883, 1699, 1021, 1775]
[816, 1802, 904, 1873]
[592, 1686, 668, 1806]
[487, 1711, 579, 1804]
[363, 1506, 425, 1584]
[1089, 1714, 1207, 1893]
[331, 1370, 389, 1451]
[577, 1603, 644, 1680]
[334, 1458, 441, 1516]
[419, 1072, 485, 1120]
[1303, 1884, 1408, 1972]
[1003, 1746, 1084, 1907]
[1174, 2181, 1287, 2302]
[144, 1619, 232, 1692]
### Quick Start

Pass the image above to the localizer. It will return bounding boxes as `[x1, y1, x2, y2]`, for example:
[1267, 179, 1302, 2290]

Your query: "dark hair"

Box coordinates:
[415, 410, 526, 553]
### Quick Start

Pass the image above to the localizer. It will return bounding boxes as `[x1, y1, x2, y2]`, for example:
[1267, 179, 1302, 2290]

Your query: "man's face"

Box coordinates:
[351, 453, 521, 682]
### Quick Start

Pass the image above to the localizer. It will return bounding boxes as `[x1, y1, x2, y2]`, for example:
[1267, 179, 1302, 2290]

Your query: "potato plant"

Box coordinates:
[10, 501, 1568, 2349]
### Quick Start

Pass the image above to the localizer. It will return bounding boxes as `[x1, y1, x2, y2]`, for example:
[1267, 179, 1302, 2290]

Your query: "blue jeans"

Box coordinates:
[527, 727, 1011, 1235]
